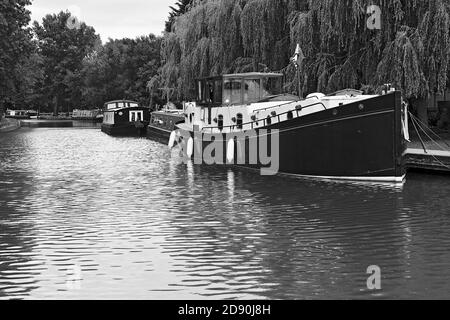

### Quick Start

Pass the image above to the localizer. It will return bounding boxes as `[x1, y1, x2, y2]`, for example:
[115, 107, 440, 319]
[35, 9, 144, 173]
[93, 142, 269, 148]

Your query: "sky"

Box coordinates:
[29, 0, 177, 42]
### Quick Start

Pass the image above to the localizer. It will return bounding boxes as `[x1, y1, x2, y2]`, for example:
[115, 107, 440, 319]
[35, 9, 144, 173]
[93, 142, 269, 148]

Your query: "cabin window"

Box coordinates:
[104, 112, 114, 124]
[201, 108, 206, 122]
[223, 80, 242, 105]
[237, 113, 243, 129]
[244, 79, 261, 104]
[207, 81, 214, 103]
[214, 80, 222, 104]
[262, 77, 282, 98]
[218, 115, 224, 131]
[130, 111, 143, 122]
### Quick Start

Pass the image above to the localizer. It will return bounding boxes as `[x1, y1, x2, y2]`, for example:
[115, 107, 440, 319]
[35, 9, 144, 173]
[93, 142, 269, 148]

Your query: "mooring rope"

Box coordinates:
[408, 112, 450, 170]
[409, 112, 450, 150]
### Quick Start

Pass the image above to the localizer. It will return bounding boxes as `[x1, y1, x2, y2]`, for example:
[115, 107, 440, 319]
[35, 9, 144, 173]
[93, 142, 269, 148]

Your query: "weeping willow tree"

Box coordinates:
[160, 0, 450, 110]
[289, 0, 450, 100]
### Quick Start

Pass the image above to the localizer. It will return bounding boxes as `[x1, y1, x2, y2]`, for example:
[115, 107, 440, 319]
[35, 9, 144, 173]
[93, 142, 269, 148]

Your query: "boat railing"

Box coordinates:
[201, 101, 327, 134]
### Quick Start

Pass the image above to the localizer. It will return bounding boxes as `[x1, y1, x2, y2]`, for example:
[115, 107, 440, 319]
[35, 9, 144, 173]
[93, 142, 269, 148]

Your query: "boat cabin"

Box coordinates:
[180, 72, 377, 134]
[150, 110, 185, 133]
[102, 100, 150, 126]
[196, 72, 285, 107]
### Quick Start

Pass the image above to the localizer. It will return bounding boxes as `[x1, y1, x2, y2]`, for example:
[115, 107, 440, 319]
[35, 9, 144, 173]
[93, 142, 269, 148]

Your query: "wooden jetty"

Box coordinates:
[406, 148, 450, 173]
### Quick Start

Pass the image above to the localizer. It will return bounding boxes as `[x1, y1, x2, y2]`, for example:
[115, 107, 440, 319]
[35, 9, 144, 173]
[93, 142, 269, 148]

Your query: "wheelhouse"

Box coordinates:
[196, 72, 284, 107]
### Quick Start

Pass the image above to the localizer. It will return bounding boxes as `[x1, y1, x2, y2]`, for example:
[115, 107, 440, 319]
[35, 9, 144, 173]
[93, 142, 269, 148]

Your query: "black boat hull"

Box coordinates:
[182, 92, 407, 182]
[101, 123, 147, 137]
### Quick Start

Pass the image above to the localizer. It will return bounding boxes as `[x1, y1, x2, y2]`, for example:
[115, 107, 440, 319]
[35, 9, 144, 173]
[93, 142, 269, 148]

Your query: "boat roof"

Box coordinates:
[104, 106, 148, 112]
[152, 109, 184, 115]
[104, 100, 139, 105]
[7, 109, 37, 112]
[197, 72, 283, 81]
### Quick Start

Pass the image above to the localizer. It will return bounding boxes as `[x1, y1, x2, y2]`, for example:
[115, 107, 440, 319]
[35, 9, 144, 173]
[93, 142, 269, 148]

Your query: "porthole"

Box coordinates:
[287, 111, 294, 120]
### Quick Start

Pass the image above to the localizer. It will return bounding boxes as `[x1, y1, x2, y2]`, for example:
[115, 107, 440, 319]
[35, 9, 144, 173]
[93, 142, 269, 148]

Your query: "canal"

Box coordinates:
[0, 127, 449, 299]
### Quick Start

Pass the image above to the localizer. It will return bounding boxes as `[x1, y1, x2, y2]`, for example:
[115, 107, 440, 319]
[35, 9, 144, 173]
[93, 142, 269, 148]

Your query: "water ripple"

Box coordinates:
[0, 128, 450, 299]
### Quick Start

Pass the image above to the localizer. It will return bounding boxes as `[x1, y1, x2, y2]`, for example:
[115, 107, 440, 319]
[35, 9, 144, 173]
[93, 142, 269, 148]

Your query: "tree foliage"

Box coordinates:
[82, 35, 163, 108]
[160, 0, 450, 101]
[33, 11, 100, 113]
[165, 0, 195, 32]
[0, 0, 34, 109]
[1, 7, 163, 113]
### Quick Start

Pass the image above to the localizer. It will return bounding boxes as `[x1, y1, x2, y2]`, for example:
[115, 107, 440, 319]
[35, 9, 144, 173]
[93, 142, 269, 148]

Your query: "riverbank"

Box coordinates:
[0, 118, 20, 133]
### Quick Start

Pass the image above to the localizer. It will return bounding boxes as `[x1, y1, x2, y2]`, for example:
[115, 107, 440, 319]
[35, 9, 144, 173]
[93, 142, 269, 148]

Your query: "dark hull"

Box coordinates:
[187, 92, 406, 182]
[146, 125, 172, 145]
[6, 115, 31, 120]
[101, 123, 147, 137]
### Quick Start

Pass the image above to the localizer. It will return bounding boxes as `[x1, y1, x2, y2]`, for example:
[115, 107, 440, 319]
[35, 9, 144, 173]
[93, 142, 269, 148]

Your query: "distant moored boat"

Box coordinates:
[101, 100, 150, 137]
[147, 108, 185, 145]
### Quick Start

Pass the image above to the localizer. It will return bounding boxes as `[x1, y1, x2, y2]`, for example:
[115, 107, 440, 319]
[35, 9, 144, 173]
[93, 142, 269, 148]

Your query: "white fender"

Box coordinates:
[168, 131, 177, 148]
[227, 139, 235, 163]
[236, 140, 244, 163]
[187, 137, 194, 158]
[402, 103, 410, 142]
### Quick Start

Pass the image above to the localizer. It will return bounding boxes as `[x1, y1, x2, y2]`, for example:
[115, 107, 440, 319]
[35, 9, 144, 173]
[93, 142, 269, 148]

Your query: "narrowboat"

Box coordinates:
[72, 109, 102, 121]
[147, 109, 185, 144]
[101, 100, 150, 137]
[172, 72, 409, 183]
[5, 109, 38, 119]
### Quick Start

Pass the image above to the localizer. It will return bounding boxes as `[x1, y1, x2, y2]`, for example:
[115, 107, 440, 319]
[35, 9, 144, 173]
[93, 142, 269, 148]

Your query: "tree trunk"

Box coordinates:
[0, 100, 3, 122]
[150, 89, 154, 111]
[54, 96, 59, 116]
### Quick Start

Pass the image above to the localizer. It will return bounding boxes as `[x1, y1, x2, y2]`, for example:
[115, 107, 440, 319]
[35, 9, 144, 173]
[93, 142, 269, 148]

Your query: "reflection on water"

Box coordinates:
[0, 128, 449, 299]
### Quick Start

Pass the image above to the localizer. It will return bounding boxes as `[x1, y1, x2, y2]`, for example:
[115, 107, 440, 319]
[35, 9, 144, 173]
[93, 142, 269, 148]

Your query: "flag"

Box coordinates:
[291, 44, 305, 69]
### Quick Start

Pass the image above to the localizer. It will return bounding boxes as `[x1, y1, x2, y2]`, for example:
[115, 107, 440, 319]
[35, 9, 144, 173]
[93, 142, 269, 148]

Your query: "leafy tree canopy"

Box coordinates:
[160, 0, 450, 101]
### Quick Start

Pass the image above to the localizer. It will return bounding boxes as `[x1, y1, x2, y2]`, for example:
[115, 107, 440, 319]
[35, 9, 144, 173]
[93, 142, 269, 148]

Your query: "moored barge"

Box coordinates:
[173, 72, 409, 183]
[101, 100, 150, 137]
[147, 109, 185, 144]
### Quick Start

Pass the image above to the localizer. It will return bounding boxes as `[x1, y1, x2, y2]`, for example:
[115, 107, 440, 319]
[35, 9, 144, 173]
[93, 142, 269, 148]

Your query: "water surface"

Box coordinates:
[0, 127, 449, 299]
